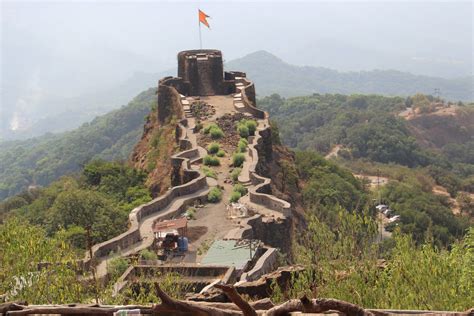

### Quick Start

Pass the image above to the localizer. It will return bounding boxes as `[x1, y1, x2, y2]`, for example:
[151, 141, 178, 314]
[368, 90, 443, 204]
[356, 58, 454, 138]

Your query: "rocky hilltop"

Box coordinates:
[81, 50, 301, 299]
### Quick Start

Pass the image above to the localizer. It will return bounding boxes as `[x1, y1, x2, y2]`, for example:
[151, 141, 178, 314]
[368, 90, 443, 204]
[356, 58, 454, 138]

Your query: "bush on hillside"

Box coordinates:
[140, 249, 158, 261]
[233, 153, 246, 167]
[207, 142, 220, 154]
[233, 183, 247, 196]
[229, 191, 241, 203]
[208, 187, 222, 203]
[230, 168, 242, 182]
[203, 155, 220, 166]
[238, 138, 248, 153]
[237, 125, 249, 138]
[202, 166, 217, 179]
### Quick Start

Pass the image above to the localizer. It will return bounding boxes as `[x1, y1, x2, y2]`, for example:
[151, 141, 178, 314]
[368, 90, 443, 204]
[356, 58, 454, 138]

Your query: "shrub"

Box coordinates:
[140, 249, 158, 261]
[195, 122, 203, 132]
[237, 124, 249, 138]
[207, 142, 220, 154]
[203, 155, 220, 166]
[229, 191, 241, 203]
[210, 126, 224, 139]
[233, 153, 246, 167]
[216, 149, 225, 157]
[208, 187, 222, 203]
[231, 168, 242, 182]
[245, 120, 257, 135]
[204, 123, 224, 139]
[202, 166, 217, 179]
[186, 207, 197, 220]
[238, 138, 248, 153]
[233, 184, 247, 196]
[203, 123, 218, 134]
[108, 257, 129, 279]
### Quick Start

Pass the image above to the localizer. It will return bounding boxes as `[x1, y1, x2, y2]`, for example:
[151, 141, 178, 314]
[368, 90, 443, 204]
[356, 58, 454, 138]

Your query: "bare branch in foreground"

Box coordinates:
[214, 283, 258, 316]
[266, 296, 374, 316]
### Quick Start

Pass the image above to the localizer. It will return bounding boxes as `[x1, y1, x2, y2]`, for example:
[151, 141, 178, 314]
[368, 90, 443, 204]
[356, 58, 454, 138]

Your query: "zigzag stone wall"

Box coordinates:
[232, 75, 291, 217]
[84, 80, 209, 265]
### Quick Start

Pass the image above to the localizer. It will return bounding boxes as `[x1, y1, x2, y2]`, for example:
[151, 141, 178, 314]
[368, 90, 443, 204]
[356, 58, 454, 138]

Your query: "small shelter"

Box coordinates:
[153, 217, 188, 240]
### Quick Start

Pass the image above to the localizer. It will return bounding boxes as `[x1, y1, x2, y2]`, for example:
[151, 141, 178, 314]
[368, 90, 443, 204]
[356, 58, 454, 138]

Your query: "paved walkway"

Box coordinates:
[94, 91, 289, 280]
[93, 119, 208, 278]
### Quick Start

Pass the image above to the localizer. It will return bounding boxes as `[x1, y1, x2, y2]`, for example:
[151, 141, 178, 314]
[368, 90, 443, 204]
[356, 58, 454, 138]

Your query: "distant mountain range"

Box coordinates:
[226, 51, 473, 101]
[0, 88, 155, 200]
[2, 50, 472, 142]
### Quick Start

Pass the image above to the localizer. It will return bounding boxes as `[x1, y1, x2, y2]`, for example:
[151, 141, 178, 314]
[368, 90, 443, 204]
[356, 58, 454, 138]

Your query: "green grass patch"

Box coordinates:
[230, 168, 242, 182]
[204, 123, 224, 139]
[207, 142, 220, 154]
[140, 249, 158, 260]
[229, 191, 241, 203]
[203, 155, 220, 166]
[232, 153, 246, 167]
[208, 187, 222, 203]
[216, 149, 225, 157]
[237, 119, 257, 138]
[186, 207, 197, 220]
[202, 166, 217, 179]
[237, 124, 249, 138]
[233, 183, 247, 196]
[238, 138, 248, 153]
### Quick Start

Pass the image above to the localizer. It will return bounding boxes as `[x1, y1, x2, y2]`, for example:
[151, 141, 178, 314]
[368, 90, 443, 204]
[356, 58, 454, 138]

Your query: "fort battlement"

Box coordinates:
[177, 49, 235, 96]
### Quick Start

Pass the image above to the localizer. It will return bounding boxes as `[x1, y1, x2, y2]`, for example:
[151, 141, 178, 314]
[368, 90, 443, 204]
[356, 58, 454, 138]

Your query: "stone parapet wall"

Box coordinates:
[233, 76, 291, 216]
[247, 126, 291, 217]
[226, 72, 292, 252]
[85, 89, 209, 263]
[240, 247, 278, 282]
[157, 80, 185, 123]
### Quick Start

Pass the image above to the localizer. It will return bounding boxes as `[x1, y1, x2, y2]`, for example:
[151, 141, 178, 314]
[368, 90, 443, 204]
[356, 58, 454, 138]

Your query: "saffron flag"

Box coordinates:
[199, 9, 210, 28]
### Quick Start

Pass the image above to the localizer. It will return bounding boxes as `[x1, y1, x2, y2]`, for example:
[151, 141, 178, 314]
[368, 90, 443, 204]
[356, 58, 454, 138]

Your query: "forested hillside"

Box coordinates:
[260, 93, 473, 246]
[226, 51, 473, 101]
[0, 88, 156, 200]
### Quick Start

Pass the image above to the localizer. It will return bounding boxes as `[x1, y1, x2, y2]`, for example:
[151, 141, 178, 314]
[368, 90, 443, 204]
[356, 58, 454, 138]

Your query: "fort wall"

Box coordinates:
[85, 95, 208, 263]
[177, 50, 235, 96]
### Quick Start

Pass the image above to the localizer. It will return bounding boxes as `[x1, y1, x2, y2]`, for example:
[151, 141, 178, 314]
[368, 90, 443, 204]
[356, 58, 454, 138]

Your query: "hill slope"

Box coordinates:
[226, 51, 473, 101]
[0, 88, 156, 200]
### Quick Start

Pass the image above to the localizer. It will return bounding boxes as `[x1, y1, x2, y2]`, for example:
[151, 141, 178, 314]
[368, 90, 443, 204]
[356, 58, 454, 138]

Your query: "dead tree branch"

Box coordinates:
[152, 282, 240, 316]
[214, 283, 257, 316]
[266, 296, 373, 316]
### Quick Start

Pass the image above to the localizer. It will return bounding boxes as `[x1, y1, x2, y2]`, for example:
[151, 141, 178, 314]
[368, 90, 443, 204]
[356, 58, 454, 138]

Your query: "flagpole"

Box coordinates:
[198, 9, 202, 49]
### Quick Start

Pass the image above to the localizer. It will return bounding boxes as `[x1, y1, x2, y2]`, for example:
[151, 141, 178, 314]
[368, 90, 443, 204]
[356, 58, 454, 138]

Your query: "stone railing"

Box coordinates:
[240, 247, 278, 282]
[229, 74, 290, 217]
[247, 125, 291, 217]
[113, 263, 235, 297]
[231, 75, 266, 119]
[85, 88, 209, 264]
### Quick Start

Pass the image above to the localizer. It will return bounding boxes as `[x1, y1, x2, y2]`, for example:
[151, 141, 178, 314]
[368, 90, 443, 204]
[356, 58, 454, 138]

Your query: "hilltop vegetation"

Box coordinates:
[260, 93, 474, 183]
[0, 88, 156, 201]
[261, 93, 472, 247]
[0, 160, 151, 249]
[226, 51, 473, 101]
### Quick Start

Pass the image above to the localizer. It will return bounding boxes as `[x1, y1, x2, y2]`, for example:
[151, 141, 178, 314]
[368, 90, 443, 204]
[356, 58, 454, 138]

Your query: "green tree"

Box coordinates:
[0, 218, 87, 303]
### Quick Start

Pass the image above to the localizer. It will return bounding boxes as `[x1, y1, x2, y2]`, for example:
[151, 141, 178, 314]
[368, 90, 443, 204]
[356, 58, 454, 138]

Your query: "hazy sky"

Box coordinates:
[1, 0, 472, 136]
